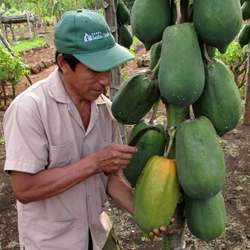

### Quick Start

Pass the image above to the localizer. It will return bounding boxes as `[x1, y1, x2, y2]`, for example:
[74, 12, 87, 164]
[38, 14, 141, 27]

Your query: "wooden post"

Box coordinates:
[103, 0, 127, 143]
[9, 24, 16, 41]
[26, 13, 33, 38]
[31, 15, 37, 37]
[4, 24, 8, 41]
[244, 42, 250, 125]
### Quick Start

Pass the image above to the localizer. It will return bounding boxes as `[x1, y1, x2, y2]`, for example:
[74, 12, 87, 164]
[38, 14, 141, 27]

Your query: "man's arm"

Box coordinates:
[107, 172, 182, 240]
[10, 144, 136, 204]
[106, 172, 133, 213]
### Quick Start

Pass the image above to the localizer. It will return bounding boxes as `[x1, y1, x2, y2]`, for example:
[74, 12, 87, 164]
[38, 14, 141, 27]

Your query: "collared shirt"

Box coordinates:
[4, 68, 122, 250]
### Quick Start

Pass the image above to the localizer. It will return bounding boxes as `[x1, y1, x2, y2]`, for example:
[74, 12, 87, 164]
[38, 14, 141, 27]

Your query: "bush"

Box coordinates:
[215, 41, 247, 67]
[215, 41, 248, 95]
[0, 46, 29, 85]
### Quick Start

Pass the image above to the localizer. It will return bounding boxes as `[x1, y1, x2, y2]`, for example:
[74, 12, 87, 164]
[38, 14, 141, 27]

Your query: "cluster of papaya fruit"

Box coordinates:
[238, 0, 250, 47]
[111, 0, 244, 243]
[116, 0, 133, 49]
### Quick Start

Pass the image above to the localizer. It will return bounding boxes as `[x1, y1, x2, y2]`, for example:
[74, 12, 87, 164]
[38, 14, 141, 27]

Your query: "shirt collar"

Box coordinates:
[48, 68, 71, 104]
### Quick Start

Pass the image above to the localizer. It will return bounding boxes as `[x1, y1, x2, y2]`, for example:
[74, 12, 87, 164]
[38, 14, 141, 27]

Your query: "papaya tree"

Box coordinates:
[244, 42, 250, 125]
[110, 0, 243, 249]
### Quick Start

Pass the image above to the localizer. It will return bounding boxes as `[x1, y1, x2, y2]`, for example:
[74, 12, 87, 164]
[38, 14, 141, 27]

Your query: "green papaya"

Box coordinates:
[176, 116, 225, 199]
[193, 0, 242, 53]
[127, 120, 149, 144]
[238, 24, 250, 47]
[111, 73, 160, 124]
[118, 25, 133, 49]
[193, 59, 242, 136]
[167, 104, 189, 129]
[149, 41, 162, 70]
[242, 0, 250, 20]
[159, 23, 205, 107]
[117, 0, 130, 25]
[124, 123, 166, 187]
[134, 156, 180, 233]
[186, 192, 226, 241]
[131, 0, 171, 50]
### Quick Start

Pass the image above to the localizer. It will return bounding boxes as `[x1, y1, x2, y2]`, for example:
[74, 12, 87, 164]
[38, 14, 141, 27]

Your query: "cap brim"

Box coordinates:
[73, 43, 134, 72]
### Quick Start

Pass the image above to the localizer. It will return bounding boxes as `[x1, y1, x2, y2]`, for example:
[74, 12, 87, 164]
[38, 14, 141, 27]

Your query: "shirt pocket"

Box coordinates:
[49, 141, 73, 168]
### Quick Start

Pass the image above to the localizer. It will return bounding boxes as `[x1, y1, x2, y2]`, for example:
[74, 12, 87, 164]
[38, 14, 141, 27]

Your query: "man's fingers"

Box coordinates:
[117, 152, 135, 161]
[98, 144, 137, 173]
[153, 229, 161, 237]
[149, 232, 155, 241]
[112, 159, 130, 166]
[109, 144, 137, 153]
[170, 218, 176, 224]
[159, 226, 168, 233]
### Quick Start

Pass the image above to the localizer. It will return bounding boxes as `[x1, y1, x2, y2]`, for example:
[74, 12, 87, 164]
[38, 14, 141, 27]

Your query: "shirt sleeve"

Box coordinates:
[101, 100, 123, 189]
[112, 119, 123, 144]
[4, 95, 49, 173]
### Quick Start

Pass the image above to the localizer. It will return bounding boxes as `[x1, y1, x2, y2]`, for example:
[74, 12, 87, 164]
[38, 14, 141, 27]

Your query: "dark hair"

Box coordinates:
[55, 52, 80, 71]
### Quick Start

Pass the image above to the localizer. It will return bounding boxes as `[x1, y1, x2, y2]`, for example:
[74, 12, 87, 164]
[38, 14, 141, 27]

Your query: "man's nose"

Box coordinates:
[98, 71, 111, 86]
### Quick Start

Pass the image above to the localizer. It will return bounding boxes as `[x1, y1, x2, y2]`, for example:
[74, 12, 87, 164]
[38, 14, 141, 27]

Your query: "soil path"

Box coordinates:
[0, 30, 249, 250]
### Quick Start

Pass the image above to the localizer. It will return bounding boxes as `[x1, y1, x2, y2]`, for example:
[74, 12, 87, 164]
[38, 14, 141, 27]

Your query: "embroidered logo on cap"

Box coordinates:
[84, 32, 110, 43]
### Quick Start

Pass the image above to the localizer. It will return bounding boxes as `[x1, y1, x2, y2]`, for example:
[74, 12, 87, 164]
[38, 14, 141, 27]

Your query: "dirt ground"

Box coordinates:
[0, 29, 249, 250]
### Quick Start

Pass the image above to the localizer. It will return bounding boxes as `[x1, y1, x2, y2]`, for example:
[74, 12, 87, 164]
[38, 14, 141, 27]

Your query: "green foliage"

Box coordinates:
[3, 7, 25, 16]
[215, 41, 246, 67]
[121, 70, 130, 81]
[239, 85, 246, 99]
[215, 41, 247, 99]
[43, 16, 55, 26]
[12, 37, 47, 53]
[0, 46, 29, 85]
[0, 0, 103, 20]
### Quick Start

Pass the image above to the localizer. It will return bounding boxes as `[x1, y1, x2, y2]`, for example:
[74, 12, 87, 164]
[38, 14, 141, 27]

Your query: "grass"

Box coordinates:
[11, 36, 47, 53]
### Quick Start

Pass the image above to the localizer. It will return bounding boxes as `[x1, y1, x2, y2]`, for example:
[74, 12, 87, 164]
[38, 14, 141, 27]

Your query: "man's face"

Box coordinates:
[62, 61, 111, 102]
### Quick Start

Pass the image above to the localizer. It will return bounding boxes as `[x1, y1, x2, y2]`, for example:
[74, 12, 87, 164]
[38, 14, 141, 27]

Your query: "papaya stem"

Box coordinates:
[162, 203, 186, 250]
[163, 104, 187, 249]
[166, 104, 189, 158]
[189, 105, 195, 120]
[149, 99, 161, 125]
[165, 127, 176, 158]
[150, 58, 161, 80]
[175, 0, 182, 25]
[203, 44, 213, 64]
[187, 1, 193, 22]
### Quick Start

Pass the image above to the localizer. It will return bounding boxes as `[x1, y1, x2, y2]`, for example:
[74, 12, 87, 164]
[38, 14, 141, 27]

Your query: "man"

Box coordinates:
[4, 9, 172, 250]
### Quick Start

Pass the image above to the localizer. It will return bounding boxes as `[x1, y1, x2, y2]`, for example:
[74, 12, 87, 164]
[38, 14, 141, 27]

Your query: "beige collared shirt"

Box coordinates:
[4, 68, 122, 250]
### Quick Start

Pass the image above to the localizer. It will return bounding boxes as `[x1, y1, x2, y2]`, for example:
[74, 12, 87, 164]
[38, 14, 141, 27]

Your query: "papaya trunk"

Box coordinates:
[162, 203, 185, 250]
[244, 42, 250, 125]
[162, 104, 187, 250]
[165, 104, 189, 158]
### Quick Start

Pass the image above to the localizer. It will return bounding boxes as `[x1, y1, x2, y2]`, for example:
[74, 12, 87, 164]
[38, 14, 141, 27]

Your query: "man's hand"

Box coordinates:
[92, 144, 136, 174]
[148, 218, 182, 240]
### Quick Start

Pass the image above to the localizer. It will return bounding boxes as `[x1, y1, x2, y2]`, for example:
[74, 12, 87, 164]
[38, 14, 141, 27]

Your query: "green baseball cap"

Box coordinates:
[55, 9, 134, 72]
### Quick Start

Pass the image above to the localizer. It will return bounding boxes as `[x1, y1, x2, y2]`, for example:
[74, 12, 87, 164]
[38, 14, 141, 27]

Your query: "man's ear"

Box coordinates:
[56, 54, 71, 73]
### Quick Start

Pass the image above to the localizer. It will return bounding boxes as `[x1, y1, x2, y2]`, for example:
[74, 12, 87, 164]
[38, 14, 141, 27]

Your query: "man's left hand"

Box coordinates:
[148, 218, 182, 241]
